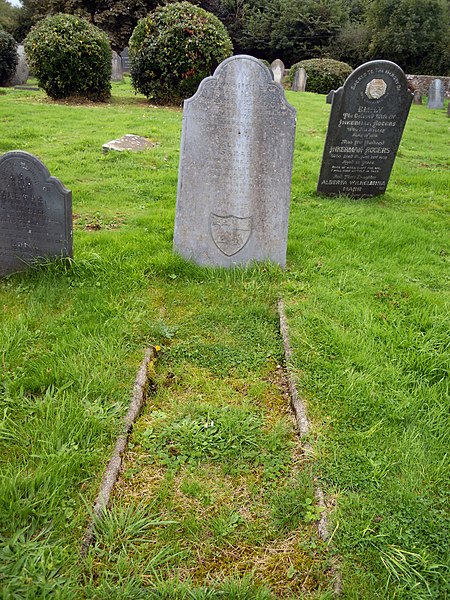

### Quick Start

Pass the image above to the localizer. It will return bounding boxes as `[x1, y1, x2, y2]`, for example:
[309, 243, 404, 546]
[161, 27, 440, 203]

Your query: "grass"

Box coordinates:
[0, 80, 449, 598]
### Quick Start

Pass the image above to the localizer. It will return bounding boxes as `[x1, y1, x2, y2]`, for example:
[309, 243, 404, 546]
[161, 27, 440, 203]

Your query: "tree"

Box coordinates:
[367, 0, 450, 74]
[0, 0, 19, 32]
[12, 0, 166, 50]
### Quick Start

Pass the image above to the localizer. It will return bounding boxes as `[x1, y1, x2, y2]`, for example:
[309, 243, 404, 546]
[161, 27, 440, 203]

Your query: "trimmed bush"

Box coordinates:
[0, 30, 18, 86]
[289, 58, 352, 94]
[24, 14, 111, 101]
[129, 2, 233, 104]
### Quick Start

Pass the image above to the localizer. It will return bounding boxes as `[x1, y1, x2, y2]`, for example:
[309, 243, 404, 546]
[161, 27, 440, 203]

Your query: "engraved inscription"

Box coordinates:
[0, 151, 72, 276]
[318, 61, 413, 198]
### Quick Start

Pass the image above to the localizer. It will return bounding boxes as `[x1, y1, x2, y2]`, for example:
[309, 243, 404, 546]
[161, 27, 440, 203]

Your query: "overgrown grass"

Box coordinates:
[0, 82, 448, 598]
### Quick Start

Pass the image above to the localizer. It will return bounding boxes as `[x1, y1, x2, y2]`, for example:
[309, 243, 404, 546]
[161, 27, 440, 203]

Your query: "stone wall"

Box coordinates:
[406, 74, 450, 98]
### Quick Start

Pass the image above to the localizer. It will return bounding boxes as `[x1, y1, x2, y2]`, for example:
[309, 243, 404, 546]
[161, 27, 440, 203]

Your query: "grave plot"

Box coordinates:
[83, 283, 334, 598]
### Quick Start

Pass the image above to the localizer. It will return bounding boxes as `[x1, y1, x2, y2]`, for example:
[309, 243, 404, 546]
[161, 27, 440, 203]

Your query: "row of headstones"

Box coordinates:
[0, 56, 445, 276]
[270, 58, 448, 108]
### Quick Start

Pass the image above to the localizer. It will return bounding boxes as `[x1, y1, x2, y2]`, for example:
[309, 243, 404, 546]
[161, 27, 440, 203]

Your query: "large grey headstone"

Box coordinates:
[111, 51, 124, 82]
[271, 59, 285, 85]
[174, 55, 296, 268]
[292, 67, 307, 92]
[317, 60, 413, 198]
[0, 151, 72, 277]
[427, 79, 444, 109]
[9, 45, 29, 86]
[120, 47, 130, 73]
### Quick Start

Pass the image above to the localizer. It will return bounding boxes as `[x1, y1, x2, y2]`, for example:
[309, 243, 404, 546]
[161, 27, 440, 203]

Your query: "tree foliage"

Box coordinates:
[367, 0, 450, 74]
[129, 1, 233, 104]
[0, 29, 18, 85]
[24, 13, 112, 100]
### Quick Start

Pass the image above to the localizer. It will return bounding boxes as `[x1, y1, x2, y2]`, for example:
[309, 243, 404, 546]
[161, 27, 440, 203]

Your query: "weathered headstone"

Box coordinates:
[9, 45, 29, 86]
[120, 47, 130, 73]
[413, 90, 422, 104]
[427, 79, 444, 109]
[174, 55, 296, 267]
[0, 151, 72, 277]
[317, 60, 413, 198]
[292, 67, 307, 92]
[271, 59, 285, 85]
[111, 51, 124, 82]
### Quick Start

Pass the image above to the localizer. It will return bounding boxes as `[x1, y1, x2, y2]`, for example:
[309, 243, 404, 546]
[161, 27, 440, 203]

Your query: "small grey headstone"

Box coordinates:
[271, 59, 285, 84]
[120, 47, 130, 73]
[9, 45, 29, 86]
[102, 134, 155, 154]
[317, 60, 413, 198]
[111, 51, 124, 82]
[292, 67, 307, 92]
[0, 151, 72, 277]
[413, 90, 422, 104]
[427, 79, 444, 109]
[174, 55, 296, 268]
[326, 90, 335, 104]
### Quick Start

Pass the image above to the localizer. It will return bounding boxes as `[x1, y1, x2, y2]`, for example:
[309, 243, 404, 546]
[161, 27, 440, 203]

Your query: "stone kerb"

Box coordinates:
[0, 151, 72, 276]
[318, 60, 413, 198]
[174, 55, 296, 268]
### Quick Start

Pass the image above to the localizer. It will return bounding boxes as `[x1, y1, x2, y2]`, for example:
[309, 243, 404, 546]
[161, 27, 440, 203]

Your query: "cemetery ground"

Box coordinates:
[0, 80, 449, 599]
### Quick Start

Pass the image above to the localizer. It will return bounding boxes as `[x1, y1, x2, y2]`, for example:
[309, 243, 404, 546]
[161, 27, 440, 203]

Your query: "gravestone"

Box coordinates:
[0, 151, 72, 277]
[292, 67, 307, 92]
[120, 47, 130, 72]
[271, 59, 285, 84]
[174, 55, 296, 268]
[317, 60, 413, 198]
[413, 90, 422, 104]
[326, 90, 335, 104]
[427, 79, 444, 109]
[111, 51, 124, 82]
[9, 45, 29, 86]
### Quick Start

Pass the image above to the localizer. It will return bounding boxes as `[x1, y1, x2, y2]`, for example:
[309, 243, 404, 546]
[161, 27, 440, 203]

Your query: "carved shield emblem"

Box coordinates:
[210, 213, 252, 257]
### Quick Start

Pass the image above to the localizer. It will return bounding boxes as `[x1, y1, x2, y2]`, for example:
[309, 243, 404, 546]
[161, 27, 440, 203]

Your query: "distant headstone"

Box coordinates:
[0, 151, 72, 277]
[413, 90, 422, 104]
[102, 134, 155, 154]
[448, 103, 450, 117]
[174, 55, 296, 267]
[271, 59, 285, 84]
[9, 45, 29, 86]
[120, 47, 130, 73]
[111, 51, 123, 82]
[292, 67, 307, 92]
[326, 90, 335, 104]
[427, 79, 444, 109]
[317, 60, 413, 198]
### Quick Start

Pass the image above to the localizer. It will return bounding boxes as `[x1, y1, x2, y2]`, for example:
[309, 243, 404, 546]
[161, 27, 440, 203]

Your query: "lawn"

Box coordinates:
[0, 80, 448, 599]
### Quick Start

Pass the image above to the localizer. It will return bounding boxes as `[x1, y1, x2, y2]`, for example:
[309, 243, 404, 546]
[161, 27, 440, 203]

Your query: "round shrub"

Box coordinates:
[0, 30, 18, 86]
[129, 2, 233, 104]
[24, 14, 111, 101]
[289, 58, 352, 94]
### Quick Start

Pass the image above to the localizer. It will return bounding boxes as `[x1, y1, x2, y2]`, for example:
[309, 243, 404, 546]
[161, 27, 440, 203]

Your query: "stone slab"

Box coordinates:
[120, 47, 130, 72]
[0, 151, 72, 276]
[292, 67, 307, 92]
[102, 134, 155, 154]
[9, 45, 29, 86]
[427, 78, 444, 109]
[317, 60, 413, 198]
[111, 50, 124, 82]
[174, 55, 296, 268]
[271, 59, 285, 84]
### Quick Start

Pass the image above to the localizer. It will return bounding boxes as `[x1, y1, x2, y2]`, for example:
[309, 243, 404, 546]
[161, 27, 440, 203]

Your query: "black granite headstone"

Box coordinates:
[0, 151, 72, 276]
[120, 47, 130, 73]
[317, 60, 413, 198]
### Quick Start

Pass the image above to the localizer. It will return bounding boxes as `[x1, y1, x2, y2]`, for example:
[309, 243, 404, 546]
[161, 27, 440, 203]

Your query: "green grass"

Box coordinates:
[0, 82, 449, 598]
